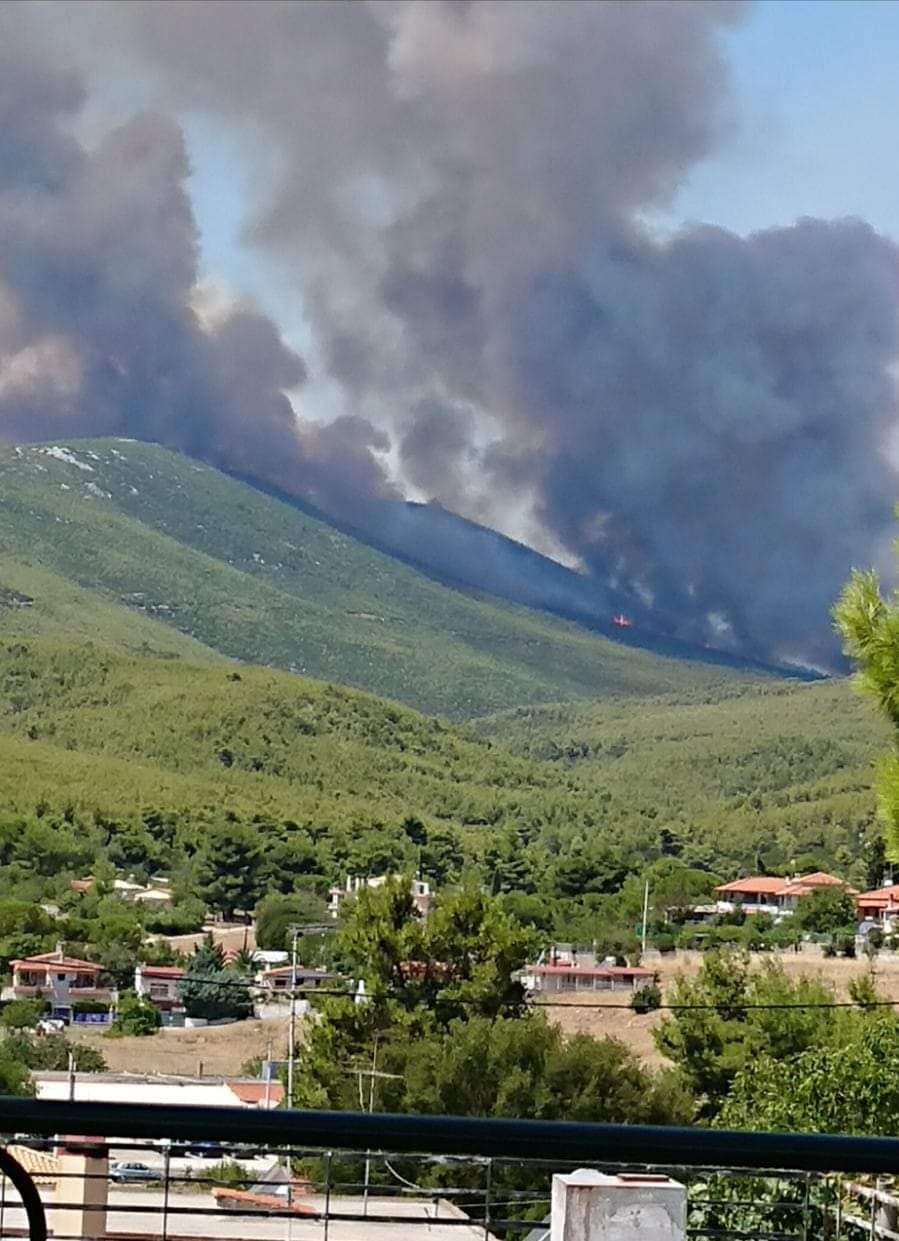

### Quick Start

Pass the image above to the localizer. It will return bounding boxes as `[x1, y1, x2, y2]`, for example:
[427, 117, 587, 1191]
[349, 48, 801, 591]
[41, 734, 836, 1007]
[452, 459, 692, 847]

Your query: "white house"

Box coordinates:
[327, 875, 432, 919]
[522, 963, 658, 993]
[130, 886, 174, 907]
[134, 964, 184, 1011]
[254, 965, 340, 995]
[5, 948, 115, 1020]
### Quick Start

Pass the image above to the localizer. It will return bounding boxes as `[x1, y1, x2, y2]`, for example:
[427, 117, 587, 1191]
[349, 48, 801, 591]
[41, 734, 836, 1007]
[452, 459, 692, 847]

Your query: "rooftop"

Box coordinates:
[12, 950, 103, 972]
[715, 870, 850, 896]
[528, 964, 656, 978]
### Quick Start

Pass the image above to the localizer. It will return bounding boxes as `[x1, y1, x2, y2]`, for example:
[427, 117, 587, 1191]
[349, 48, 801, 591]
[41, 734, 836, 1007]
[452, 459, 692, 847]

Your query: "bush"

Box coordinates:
[5, 1031, 107, 1072]
[71, 999, 110, 1015]
[204, 1160, 252, 1188]
[112, 989, 161, 1037]
[653, 933, 676, 955]
[631, 982, 662, 1014]
[0, 999, 45, 1030]
[837, 933, 857, 959]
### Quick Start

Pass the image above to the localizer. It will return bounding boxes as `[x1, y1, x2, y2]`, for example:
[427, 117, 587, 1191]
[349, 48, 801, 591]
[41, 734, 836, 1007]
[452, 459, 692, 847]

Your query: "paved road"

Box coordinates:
[0, 1188, 492, 1239]
[108, 1144, 274, 1182]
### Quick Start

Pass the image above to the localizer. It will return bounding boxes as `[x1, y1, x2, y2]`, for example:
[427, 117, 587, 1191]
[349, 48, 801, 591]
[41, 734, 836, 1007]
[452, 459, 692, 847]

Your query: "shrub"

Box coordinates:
[837, 933, 857, 959]
[112, 989, 162, 1037]
[0, 999, 45, 1030]
[631, 982, 662, 1014]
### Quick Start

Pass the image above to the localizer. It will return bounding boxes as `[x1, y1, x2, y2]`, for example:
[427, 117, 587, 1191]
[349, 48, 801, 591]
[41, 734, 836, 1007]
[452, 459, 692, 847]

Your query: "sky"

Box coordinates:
[665, 0, 899, 239]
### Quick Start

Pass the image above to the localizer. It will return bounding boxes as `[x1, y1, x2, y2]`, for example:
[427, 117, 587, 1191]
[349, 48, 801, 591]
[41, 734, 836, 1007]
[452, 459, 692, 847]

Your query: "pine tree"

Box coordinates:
[835, 566, 899, 857]
[178, 937, 252, 1022]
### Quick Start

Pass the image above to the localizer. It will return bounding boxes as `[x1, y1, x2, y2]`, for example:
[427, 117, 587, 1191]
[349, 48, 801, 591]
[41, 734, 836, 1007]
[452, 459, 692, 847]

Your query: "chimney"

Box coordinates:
[551, 1170, 686, 1241]
[53, 1137, 109, 1240]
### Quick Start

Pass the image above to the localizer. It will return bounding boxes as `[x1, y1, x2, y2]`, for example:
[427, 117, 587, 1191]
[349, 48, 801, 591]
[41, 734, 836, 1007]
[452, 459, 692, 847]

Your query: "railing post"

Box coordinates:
[484, 1157, 493, 1241]
[551, 1171, 686, 1241]
[161, 1139, 171, 1241]
[871, 1179, 879, 1241]
[323, 1150, 333, 1241]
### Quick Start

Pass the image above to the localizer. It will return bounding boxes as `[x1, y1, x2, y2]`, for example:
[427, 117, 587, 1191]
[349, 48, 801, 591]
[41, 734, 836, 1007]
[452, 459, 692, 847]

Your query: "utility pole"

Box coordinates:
[286, 924, 300, 1109]
[264, 1041, 273, 1110]
[641, 880, 650, 955]
[351, 1049, 402, 1220]
[362, 1039, 377, 1218]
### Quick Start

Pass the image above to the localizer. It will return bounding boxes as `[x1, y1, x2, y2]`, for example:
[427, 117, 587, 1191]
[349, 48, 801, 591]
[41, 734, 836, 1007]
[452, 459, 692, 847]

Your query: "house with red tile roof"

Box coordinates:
[4, 947, 115, 1020]
[134, 964, 185, 1011]
[855, 882, 899, 925]
[714, 871, 856, 917]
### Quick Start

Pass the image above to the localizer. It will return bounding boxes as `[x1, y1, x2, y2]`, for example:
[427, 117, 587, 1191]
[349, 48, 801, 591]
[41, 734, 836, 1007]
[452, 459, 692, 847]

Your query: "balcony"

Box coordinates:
[0, 1099, 896, 1240]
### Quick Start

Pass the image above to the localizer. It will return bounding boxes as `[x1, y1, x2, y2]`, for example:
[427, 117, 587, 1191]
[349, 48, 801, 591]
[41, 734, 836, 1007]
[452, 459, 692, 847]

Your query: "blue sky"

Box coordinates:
[665, 0, 899, 238]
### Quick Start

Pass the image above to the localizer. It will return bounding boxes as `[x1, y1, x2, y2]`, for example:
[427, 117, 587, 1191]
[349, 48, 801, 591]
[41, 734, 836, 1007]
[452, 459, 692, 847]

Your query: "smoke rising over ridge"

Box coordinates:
[2, 0, 899, 666]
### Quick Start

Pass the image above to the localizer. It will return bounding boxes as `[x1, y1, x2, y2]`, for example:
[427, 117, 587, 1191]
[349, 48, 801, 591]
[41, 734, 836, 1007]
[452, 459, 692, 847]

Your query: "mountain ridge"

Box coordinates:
[0, 438, 791, 717]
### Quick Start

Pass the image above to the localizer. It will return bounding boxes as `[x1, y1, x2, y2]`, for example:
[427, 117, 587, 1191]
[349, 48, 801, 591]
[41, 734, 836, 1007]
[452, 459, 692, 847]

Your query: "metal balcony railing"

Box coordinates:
[0, 1099, 896, 1241]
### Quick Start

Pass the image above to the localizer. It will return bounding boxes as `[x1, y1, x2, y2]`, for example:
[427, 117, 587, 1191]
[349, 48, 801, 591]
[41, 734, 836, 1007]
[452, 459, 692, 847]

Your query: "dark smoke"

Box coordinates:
[0, 6, 395, 519]
[5, 0, 899, 666]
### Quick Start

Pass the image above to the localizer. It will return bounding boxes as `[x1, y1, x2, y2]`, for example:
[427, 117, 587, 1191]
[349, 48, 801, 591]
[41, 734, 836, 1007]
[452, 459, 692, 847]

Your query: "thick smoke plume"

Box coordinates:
[4, 0, 899, 666]
[0, 6, 395, 518]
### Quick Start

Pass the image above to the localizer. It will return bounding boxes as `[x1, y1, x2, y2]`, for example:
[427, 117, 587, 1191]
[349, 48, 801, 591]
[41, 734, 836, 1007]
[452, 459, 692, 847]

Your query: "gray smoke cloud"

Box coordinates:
[0, 5, 395, 518]
[5, 0, 899, 666]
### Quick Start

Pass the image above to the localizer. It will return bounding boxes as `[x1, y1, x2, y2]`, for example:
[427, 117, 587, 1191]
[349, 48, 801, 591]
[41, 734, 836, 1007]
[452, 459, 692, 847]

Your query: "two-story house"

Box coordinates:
[327, 875, 432, 919]
[714, 871, 854, 918]
[133, 964, 185, 1011]
[5, 947, 114, 1022]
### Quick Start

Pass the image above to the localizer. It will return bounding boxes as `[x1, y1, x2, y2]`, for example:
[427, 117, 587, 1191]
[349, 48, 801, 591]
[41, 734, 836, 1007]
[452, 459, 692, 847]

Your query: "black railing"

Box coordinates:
[4, 1099, 899, 1173]
[0, 1099, 896, 1241]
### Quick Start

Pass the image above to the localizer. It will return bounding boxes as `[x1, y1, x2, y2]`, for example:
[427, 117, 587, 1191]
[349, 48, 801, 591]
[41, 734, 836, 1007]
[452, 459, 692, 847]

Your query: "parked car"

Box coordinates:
[110, 1162, 162, 1183]
[187, 1141, 224, 1159]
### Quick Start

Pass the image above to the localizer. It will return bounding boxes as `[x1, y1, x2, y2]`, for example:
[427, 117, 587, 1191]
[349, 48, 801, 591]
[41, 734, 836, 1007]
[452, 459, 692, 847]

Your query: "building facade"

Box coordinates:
[5, 948, 114, 1020]
[713, 871, 855, 917]
[134, 964, 185, 1011]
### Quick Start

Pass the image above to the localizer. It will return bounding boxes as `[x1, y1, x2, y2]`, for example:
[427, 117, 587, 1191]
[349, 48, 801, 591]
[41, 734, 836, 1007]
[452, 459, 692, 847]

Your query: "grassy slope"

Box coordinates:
[476, 680, 889, 879]
[0, 440, 773, 718]
[0, 556, 222, 662]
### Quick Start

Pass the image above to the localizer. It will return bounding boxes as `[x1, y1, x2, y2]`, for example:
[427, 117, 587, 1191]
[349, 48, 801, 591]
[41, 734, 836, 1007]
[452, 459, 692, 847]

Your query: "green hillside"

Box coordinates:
[0, 639, 885, 896]
[476, 680, 889, 881]
[0, 439, 774, 718]
[0, 639, 609, 887]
